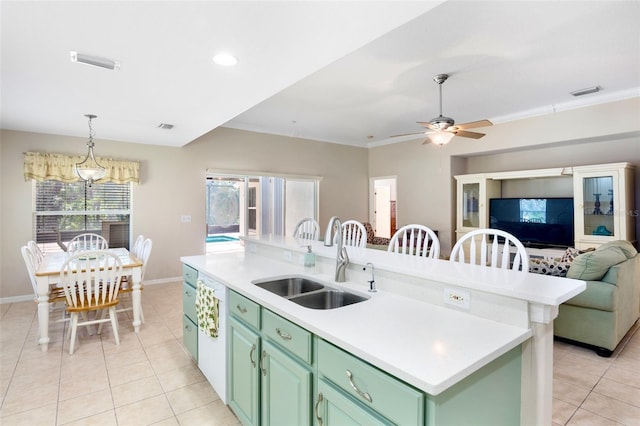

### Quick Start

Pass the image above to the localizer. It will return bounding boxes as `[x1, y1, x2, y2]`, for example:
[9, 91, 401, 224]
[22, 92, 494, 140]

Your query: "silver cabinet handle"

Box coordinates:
[236, 304, 247, 314]
[184, 290, 192, 297]
[249, 344, 256, 368]
[315, 392, 324, 426]
[276, 328, 292, 340]
[260, 350, 267, 376]
[346, 369, 372, 403]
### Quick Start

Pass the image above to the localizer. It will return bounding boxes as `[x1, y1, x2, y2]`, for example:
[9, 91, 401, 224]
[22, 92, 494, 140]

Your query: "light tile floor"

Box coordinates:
[0, 282, 239, 425]
[1, 281, 639, 425]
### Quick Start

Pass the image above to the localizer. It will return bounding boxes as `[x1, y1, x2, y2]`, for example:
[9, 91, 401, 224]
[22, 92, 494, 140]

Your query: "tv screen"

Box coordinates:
[489, 198, 574, 249]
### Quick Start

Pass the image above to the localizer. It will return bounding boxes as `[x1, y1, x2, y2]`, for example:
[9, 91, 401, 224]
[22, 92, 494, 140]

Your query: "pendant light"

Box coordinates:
[75, 114, 106, 186]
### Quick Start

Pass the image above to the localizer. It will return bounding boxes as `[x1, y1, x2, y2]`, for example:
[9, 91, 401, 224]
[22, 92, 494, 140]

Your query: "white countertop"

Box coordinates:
[181, 236, 585, 396]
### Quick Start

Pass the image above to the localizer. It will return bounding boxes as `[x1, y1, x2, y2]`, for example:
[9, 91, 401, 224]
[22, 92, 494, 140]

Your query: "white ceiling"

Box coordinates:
[2, 1, 639, 149]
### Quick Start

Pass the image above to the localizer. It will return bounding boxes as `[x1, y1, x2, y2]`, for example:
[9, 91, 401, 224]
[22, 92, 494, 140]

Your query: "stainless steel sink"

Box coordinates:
[253, 276, 369, 309]
[289, 290, 368, 310]
[253, 277, 324, 297]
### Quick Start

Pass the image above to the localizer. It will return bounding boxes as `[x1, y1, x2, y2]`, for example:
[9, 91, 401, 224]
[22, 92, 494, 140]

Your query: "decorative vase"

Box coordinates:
[606, 189, 613, 215]
[593, 193, 602, 215]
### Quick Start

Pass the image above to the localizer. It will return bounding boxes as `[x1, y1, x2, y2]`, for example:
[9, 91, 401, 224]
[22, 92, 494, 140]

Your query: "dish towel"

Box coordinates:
[196, 280, 219, 338]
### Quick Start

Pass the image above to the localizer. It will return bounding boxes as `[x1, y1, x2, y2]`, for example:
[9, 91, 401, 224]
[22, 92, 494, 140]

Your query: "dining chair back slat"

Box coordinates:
[450, 229, 529, 272]
[341, 220, 367, 248]
[388, 224, 440, 259]
[67, 233, 108, 254]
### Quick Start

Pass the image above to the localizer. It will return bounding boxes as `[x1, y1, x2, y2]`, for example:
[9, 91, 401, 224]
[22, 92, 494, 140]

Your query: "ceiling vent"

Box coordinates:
[70, 51, 120, 70]
[570, 86, 600, 97]
[158, 123, 174, 130]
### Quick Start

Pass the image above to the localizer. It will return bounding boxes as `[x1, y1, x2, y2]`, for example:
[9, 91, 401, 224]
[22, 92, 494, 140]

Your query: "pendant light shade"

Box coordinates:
[75, 114, 106, 186]
[428, 130, 455, 146]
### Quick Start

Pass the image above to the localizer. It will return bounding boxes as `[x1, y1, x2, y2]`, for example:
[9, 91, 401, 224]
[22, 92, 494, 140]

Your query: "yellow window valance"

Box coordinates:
[24, 152, 140, 184]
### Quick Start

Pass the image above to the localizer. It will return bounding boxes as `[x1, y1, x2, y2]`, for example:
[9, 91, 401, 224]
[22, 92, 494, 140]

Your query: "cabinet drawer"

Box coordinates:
[229, 290, 261, 329]
[183, 282, 197, 323]
[183, 315, 198, 361]
[182, 264, 198, 287]
[317, 339, 424, 426]
[262, 309, 313, 365]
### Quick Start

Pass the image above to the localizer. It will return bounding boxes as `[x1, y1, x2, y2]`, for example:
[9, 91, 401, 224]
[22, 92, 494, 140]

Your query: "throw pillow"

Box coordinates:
[529, 258, 572, 277]
[566, 246, 627, 281]
[595, 240, 638, 259]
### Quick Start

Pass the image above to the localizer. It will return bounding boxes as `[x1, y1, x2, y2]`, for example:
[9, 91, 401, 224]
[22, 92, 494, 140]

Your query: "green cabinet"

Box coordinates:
[315, 379, 388, 426]
[229, 317, 261, 426]
[316, 339, 424, 426]
[182, 264, 198, 361]
[228, 290, 314, 426]
[261, 340, 312, 426]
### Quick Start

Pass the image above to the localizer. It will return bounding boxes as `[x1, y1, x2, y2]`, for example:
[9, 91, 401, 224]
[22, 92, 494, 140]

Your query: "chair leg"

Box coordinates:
[81, 311, 94, 335]
[69, 313, 79, 355]
[109, 307, 120, 346]
[97, 309, 108, 335]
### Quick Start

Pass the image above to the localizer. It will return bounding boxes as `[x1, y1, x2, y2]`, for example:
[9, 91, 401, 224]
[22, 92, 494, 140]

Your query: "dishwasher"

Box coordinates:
[197, 273, 227, 404]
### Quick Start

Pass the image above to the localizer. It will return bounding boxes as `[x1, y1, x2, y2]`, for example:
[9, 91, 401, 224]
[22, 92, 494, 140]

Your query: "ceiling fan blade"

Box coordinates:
[456, 119, 493, 130]
[454, 130, 486, 139]
[416, 121, 438, 130]
[390, 131, 427, 138]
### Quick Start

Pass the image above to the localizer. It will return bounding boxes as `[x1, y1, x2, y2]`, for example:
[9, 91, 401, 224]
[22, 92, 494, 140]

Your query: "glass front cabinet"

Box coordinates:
[455, 174, 501, 239]
[572, 163, 635, 250]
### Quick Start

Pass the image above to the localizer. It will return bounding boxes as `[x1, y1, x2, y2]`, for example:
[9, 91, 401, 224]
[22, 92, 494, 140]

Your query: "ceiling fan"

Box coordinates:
[392, 73, 492, 146]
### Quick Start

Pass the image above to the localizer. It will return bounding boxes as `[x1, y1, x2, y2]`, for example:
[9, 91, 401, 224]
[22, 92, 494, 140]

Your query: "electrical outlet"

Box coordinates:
[283, 250, 293, 262]
[444, 287, 470, 309]
[180, 215, 191, 223]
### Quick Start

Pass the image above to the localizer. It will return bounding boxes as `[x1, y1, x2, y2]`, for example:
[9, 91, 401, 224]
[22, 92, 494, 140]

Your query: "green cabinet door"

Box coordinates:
[229, 317, 260, 426]
[261, 340, 312, 426]
[315, 379, 388, 426]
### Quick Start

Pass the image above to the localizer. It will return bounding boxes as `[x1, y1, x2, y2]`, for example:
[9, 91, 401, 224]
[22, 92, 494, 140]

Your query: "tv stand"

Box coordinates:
[455, 162, 635, 252]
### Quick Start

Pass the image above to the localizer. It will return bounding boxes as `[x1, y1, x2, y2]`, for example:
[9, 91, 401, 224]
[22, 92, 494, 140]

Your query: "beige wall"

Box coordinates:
[1, 127, 368, 300]
[3, 98, 639, 299]
[368, 98, 640, 253]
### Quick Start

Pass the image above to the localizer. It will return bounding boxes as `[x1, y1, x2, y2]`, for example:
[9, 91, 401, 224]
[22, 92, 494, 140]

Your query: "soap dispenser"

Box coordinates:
[304, 245, 316, 273]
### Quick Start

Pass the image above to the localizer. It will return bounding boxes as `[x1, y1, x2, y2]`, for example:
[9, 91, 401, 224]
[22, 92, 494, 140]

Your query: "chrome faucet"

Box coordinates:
[324, 216, 349, 282]
[363, 262, 376, 292]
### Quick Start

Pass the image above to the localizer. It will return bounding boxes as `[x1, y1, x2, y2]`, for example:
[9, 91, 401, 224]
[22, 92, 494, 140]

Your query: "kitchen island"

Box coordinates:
[181, 235, 585, 425]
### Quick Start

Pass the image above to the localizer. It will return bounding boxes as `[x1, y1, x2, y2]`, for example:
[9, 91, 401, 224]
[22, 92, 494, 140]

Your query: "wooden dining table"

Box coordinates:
[34, 247, 144, 352]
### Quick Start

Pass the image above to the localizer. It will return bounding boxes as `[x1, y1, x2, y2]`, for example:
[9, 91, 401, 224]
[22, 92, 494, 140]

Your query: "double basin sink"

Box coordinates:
[252, 276, 369, 310]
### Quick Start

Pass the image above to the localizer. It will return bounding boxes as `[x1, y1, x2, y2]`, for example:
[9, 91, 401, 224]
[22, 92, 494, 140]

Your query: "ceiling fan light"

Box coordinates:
[429, 130, 455, 146]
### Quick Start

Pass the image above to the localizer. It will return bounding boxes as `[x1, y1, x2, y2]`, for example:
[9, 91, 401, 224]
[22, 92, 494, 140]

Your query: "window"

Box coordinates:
[33, 180, 131, 253]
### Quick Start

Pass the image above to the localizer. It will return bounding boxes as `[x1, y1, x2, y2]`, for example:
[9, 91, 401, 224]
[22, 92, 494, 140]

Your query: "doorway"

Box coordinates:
[370, 177, 397, 238]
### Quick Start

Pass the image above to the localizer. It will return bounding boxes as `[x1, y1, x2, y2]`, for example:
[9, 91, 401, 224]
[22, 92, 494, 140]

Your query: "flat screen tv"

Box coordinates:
[489, 198, 574, 249]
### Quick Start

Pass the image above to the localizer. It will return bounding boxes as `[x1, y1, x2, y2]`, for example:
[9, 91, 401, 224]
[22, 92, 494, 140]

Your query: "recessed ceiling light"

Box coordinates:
[70, 51, 120, 70]
[212, 53, 238, 66]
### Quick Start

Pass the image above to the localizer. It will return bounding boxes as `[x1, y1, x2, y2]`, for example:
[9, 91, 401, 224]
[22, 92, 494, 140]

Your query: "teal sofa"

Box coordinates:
[554, 240, 640, 357]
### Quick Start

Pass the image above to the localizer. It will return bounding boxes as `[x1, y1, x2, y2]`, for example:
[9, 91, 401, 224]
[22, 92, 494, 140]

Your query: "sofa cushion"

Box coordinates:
[595, 240, 638, 259]
[563, 280, 617, 311]
[529, 258, 571, 277]
[566, 246, 627, 281]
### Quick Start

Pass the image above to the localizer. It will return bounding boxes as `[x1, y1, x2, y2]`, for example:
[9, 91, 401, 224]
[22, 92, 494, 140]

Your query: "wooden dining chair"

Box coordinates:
[117, 238, 152, 323]
[293, 218, 320, 240]
[388, 224, 440, 259]
[27, 240, 44, 265]
[60, 250, 123, 354]
[341, 220, 367, 248]
[450, 229, 529, 272]
[21, 245, 67, 316]
[131, 234, 145, 258]
[67, 233, 108, 254]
